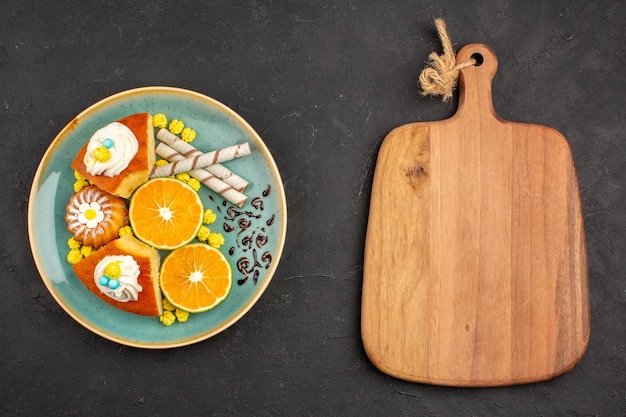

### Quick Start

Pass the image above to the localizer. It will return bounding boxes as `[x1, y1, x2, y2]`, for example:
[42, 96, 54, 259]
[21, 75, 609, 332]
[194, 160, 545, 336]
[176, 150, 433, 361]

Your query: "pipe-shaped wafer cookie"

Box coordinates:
[156, 128, 250, 192]
[150, 142, 251, 178]
[155, 143, 248, 208]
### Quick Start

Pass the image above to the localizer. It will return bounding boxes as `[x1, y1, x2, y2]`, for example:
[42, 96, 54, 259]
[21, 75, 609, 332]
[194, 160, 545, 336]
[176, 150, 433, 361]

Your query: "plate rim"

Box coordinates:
[28, 86, 287, 349]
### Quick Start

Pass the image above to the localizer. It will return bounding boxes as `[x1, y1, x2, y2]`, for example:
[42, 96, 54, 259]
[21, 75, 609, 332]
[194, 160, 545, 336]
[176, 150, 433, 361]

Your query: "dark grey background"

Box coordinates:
[2, 0, 624, 416]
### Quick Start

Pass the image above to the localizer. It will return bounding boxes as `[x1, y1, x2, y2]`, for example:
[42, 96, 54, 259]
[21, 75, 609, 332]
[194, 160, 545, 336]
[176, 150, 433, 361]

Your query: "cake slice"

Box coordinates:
[72, 234, 162, 316]
[72, 113, 155, 198]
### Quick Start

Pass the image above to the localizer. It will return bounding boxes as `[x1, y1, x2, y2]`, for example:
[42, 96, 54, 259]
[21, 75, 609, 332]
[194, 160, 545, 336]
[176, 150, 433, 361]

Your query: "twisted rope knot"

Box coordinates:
[419, 19, 475, 101]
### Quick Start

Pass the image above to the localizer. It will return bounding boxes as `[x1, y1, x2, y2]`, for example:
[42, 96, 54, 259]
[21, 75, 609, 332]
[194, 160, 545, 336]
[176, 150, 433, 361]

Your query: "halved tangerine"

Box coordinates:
[129, 178, 203, 250]
[160, 243, 232, 312]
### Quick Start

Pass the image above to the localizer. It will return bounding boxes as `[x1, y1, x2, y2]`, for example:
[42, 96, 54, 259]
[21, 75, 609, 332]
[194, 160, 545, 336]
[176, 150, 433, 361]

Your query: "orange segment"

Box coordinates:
[129, 178, 203, 250]
[160, 244, 232, 312]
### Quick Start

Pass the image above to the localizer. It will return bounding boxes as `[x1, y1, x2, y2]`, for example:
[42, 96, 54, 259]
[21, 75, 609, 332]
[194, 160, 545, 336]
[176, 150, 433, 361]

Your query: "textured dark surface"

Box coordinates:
[2, 1, 625, 416]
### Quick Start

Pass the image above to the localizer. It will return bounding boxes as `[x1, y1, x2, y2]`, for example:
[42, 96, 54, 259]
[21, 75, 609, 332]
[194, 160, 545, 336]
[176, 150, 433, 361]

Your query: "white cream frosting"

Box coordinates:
[94, 255, 143, 302]
[83, 122, 138, 177]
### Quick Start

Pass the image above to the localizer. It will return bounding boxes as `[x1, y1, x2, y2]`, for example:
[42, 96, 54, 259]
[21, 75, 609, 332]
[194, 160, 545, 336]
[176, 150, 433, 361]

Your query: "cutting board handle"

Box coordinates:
[455, 43, 500, 123]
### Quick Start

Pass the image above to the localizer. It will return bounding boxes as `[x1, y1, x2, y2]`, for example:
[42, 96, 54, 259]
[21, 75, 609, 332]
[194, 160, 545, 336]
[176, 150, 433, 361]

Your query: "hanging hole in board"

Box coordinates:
[471, 53, 484, 66]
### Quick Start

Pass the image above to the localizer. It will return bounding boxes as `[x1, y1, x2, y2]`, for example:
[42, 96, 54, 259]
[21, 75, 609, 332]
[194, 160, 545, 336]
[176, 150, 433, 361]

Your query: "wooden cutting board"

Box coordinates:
[362, 44, 589, 387]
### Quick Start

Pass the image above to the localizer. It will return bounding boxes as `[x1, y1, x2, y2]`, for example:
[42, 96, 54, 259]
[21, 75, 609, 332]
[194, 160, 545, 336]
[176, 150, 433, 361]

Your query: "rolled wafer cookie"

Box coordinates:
[150, 142, 251, 178]
[156, 128, 250, 192]
[155, 143, 248, 208]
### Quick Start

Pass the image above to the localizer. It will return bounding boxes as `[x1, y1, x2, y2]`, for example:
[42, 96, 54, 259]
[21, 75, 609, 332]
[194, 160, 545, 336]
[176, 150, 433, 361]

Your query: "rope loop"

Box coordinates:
[419, 19, 475, 101]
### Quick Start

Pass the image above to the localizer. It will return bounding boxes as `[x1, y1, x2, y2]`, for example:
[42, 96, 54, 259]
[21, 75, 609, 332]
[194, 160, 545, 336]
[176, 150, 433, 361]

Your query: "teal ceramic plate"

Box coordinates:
[28, 87, 287, 348]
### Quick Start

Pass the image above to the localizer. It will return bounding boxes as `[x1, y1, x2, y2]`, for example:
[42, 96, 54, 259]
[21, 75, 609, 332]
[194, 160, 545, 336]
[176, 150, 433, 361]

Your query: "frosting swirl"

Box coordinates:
[83, 122, 138, 177]
[94, 255, 142, 302]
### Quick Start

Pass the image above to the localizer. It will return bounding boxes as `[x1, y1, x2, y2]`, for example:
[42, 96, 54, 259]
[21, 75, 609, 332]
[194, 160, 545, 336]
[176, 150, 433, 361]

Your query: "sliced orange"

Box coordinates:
[160, 243, 232, 312]
[129, 178, 203, 250]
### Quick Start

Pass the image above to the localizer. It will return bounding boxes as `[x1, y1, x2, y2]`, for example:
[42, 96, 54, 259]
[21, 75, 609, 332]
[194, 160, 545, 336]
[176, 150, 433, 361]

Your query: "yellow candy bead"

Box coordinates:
[73, 179, 89, 192]
[159, 310, 176, 326]
[93, 146, 111, 162]
[67, 237, 81, 250]
[175, 172, 191, 182]
[80, 245, 94, 257]
[168, 119, 184, 134]
[153, 113, 168, 128]
[187, 178, 201, 191]
[67, 249, 83, 265]
[203, 209, 217, 225]
[162, 298, 176, 311]
[104, 261, 121, 278]
[175, 308, 189, 323]
[118, 225, 133, 237]
[197, 225, 210, 242]
[181, 128, 196, 143]
[155, 159, 169, 167]
[208, 232, 225, 249]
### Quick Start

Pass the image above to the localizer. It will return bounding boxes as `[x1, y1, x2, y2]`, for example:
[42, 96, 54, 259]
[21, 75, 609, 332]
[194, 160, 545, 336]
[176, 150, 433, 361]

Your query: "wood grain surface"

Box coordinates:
[362, 44, 589, 386]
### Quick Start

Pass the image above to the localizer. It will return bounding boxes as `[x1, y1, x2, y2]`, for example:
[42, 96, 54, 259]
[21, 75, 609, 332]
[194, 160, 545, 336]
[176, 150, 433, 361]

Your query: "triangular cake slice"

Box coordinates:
[72, 234, 162, 316]
[72, 113, 155, 198]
